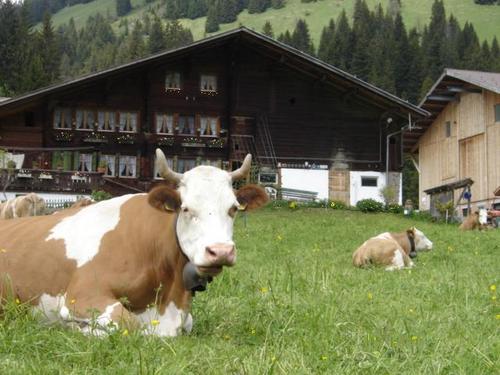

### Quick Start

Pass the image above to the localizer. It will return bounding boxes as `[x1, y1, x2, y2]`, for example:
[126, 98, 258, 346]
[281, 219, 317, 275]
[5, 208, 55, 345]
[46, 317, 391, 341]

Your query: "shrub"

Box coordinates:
[329, 200, 347, 210]
[356, 199, 384, 213]
[386, 203, 403, 214]
[91, 190, 112, 202]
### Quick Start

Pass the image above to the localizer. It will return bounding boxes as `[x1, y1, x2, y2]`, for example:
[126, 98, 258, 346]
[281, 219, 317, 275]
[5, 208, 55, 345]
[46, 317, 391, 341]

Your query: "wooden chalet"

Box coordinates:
[0, 28, 427, 203]
[408, 69, 500, 215]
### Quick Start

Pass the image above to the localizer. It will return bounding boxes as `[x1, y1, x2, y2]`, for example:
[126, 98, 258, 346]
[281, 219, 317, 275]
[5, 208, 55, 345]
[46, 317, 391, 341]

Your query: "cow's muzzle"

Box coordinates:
[204, 243, 236, 268]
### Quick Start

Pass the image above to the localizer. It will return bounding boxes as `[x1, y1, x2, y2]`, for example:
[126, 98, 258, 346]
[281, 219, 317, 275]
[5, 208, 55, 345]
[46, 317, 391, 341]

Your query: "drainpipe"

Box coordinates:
[386, 113, 413, 186]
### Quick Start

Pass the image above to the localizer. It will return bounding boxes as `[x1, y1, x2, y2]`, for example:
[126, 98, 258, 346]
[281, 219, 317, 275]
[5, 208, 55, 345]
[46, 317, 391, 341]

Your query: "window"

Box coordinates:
[155, 113, 174, 134]
[178, 115, 195, 135]
[199, 116, 219, 137]
[445, 121, 451, 138]
[76, 109, 94, 131]
[176, 159, 196, 173]
[165, 72, 181, 91]
[119, 112, 138, 132]
[100, 155, 116, 177]
[154, 156, 173, 179]
[361, 176, 378, 187]
[78, 153, 93, 172]
[200, 74, 217, 93]
[119, 155, 137, 178]
[495, 104, 500, 122]
[98, 111, 116, 132]
[53, 108, 72, 129]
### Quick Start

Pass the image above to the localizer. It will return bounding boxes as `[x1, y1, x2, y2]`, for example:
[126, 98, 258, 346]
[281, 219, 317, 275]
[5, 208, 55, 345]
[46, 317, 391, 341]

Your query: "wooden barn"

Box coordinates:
[0, 28, 427, 204]
[409, 69, 500, 216]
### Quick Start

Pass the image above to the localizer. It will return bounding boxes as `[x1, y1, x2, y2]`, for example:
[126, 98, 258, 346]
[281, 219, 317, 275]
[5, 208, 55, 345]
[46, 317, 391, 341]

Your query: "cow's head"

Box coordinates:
[407, 227, 433, 252]
[149, 149, 268, 277]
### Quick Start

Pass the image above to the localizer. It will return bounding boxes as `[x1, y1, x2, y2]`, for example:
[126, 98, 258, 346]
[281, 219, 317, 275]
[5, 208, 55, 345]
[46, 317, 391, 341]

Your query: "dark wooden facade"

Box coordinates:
[0, 28, 427, 195]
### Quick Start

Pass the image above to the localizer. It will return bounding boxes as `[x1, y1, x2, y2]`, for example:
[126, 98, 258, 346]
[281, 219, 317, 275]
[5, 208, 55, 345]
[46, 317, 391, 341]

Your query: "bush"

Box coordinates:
[386, 203, 403, 214]
[91, 190, 112, 202]
[329, 200, 347, 210]
[356, 199, 384, 213]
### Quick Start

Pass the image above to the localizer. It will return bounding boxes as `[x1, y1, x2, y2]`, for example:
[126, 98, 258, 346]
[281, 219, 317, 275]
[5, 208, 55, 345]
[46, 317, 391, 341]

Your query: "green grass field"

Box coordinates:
[0, 208, 498, 374]
[47, 0, 500, 44]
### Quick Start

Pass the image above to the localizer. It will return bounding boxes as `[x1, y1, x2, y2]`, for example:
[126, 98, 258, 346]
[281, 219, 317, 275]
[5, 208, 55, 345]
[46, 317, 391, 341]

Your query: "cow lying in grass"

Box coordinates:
[0, 193, 46, 219]
[459, 210, 487, 231]
[353, 227, 433, 271]
[0, 150, 268, 336]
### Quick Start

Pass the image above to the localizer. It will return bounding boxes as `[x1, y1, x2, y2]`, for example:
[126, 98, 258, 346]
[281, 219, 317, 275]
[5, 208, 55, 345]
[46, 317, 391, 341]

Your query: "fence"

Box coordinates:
[44, 198, 78, 213]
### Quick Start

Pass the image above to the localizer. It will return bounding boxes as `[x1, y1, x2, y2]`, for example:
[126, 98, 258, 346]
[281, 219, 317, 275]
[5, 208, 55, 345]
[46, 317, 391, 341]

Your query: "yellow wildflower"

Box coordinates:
[223, 334, 231, 340]
[447, 246, 453, 252]
[496, 314, 500, 320]
[271, 356, 276, 362]
[289, 201, 297, 209]
[320, 355, 328, 361]
[250, 328, 256, 335]
[411, 336, 418, 341]
[330, 202, 336, 208]
[277, 234, 283, 241]
[70, 299, 76, 305]
[122, 329, 129, 336]
[491, 296, 497, 301]
[15, 298, 20, 304]
[151, 319, 160, 326]
[490, 284, 496, 292]
[367, 292, 373, 300]
[259, 286, 269, 294]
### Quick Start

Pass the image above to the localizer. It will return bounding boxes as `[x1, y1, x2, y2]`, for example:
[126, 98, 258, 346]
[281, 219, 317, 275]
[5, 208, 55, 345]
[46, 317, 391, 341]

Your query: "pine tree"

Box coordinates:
[350, 0, 372, 80]
[205, 4, 220, 33]
[318, 19, 335, 63]
[291, 19, 314, 55]
[127, 20, 146, 60]
[491, 37, 500, 71]
[148, 17, 165, 54]
[39, 12, 61, 85]
[392, 12, 410, 97]
[479, 40, 492, 70]
[406, 28, 425, 104]
[277, 30, 292, 45]
[165, 20, 194, 50]
[422, 0, 447, 80]
[271, 0, 284, 8]
[116, 0, 132, 17]
[262, 21, 274, 38]
[248, 0, 270, 14]
[330, 10, 353, 71]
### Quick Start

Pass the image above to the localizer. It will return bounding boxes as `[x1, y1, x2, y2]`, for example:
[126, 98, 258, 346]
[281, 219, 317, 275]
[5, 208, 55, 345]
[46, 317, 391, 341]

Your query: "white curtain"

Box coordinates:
[200, 117, 208, 135]
[209, 118, 217, 136]
[79, 154, 92, 172]
[76, 110, 83, 129]
[119, 156, 136, 177]
[53, 109, 61, 128]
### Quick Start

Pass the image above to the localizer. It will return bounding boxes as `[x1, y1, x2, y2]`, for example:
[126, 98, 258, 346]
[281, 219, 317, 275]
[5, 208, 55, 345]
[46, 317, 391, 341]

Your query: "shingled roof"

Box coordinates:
[0, 27, 427, 123]
[404, 69, 500, 153]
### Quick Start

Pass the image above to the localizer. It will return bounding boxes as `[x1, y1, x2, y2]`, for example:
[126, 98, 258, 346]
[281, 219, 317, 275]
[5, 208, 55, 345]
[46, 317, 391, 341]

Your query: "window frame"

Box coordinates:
[100, 154, 116, 177]
[155, 112, 175, 135]
[495, 104, 500, 123]
[177, 115, 196, 136]
[200, 74, 217, 93]
[199, 115, 220, 137]
[118, 155, 137, 178]
[53, 107, 72, 130]
[75, 109, 96, 131]
[445, 121, 451, 138]
[361, 176, 378, 187]
[118, 111, 139, 133]
[97, 110, 117, 132]
[165, 71, 181, 92]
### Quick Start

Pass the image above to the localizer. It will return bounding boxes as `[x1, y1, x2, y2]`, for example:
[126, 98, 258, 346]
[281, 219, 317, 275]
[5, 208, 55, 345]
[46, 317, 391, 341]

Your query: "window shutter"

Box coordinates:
[73, 151, 80, 170]
[63, 151, 72, 171]
[92, 152, 98, 171]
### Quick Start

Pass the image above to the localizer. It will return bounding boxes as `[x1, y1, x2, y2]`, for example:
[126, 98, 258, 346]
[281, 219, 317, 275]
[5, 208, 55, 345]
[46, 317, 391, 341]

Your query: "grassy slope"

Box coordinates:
[0, 208, 498, 374]
[48, 0, 500, 44]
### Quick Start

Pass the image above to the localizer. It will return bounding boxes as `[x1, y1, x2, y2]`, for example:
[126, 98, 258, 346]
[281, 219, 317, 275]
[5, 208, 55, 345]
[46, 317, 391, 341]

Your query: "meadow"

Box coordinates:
[0, 207, 498, 374]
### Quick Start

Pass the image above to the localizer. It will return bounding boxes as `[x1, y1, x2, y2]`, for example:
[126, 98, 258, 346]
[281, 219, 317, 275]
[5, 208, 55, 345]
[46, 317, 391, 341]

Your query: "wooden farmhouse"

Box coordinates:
[410, 69, 500, 216]
[0, 28, 427, 205]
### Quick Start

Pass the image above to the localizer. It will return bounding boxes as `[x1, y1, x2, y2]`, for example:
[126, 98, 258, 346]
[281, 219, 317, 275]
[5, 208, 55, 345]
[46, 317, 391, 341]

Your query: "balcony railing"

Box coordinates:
[6, 169, 103, 194]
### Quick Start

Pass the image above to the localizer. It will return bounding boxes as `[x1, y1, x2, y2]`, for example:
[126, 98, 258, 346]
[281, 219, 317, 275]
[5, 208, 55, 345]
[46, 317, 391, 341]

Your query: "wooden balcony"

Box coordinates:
[7, 169, 104, 194]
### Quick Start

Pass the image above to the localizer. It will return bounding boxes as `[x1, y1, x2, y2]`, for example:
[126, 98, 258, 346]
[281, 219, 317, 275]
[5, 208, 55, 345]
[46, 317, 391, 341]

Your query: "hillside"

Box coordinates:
[46, 0, 500, 44]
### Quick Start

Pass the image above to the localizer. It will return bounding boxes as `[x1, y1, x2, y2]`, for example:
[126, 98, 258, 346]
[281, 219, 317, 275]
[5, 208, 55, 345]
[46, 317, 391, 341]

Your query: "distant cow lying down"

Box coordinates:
[353, 227, 433, 271]
[69, 198, 94, 209]
[0, 193, 46, 219]
[459, 210, 487, 231]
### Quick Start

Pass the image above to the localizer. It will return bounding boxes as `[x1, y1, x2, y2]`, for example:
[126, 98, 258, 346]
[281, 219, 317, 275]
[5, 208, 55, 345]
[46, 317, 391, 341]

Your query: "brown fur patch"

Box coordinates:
[148, 185, 182, 212]
[459, 212, 486, 231]
[236, 185, 269, 210]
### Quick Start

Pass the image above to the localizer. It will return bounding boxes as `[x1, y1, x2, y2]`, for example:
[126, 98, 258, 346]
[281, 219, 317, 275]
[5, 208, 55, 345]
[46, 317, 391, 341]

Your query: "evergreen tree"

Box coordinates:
[350, 0, 372, 80]
[479, 40, 493, 70]
[248, 0, 270, 14]
[187, 0, 208, 19]
[290, 19, 314, 55]
[406, 28, 425, 104]
[330, 10, 353, 71]
[262, 21, 274, 38]
[459, 22, 481, 69]
[116, 0, 132, 17]
[165, 20, 194, 50]
[491, 37, 500, 71]
[218, 0, 239, 24]
[205, 4, 220, 33]
[38, 12, 61, 85]
[148, 17, 165, 54]
[271, 0, 285, 8]
[127, 20, 147, 60]
[318, 19, 335, 63]
[392, 12, 410, 97]
[277, 30, 292, 45]
[422, 0, 447, 80]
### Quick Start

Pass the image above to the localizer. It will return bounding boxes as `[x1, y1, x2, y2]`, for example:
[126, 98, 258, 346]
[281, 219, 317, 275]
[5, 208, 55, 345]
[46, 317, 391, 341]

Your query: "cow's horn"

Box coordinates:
[230, 154, 252, 181]
[155, 148, 183, 183]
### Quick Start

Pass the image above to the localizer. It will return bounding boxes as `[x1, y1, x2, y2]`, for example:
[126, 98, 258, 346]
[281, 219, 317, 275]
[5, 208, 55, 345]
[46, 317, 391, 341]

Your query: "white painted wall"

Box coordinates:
[280, 168, 329, 200]
[350, 171, 402, 206]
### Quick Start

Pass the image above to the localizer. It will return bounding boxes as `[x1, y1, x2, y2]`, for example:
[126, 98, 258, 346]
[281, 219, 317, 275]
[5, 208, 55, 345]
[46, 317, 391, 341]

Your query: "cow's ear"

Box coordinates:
[407, 228, 415, 238]
[148, 185, 181, 212]
[236, 184, 269, 211]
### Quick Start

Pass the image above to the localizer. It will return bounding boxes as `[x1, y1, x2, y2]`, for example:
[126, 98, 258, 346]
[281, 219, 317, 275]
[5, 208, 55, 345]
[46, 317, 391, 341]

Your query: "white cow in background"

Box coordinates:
[0, 193, 46, 219]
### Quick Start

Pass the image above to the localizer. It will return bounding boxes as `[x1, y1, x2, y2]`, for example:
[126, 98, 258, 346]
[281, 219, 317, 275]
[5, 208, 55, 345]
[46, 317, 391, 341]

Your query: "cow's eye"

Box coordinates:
[182, 207, 189, 213]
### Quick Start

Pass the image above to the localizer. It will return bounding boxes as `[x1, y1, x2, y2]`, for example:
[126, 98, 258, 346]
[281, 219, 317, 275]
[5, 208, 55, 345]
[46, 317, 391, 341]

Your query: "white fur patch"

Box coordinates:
[80, 302, 120, 336]
[479, 209, 488, 225]
[33, 293, 66, 323]
[135, 302, 192, 337]
[375, 232, 392, 241]
[46, 194, 138, 267]
[386, 249, 405, 271]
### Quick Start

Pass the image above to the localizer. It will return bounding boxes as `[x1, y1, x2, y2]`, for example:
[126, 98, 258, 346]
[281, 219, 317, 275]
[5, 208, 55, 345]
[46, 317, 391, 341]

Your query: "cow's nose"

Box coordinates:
[205, 244, 236, 266]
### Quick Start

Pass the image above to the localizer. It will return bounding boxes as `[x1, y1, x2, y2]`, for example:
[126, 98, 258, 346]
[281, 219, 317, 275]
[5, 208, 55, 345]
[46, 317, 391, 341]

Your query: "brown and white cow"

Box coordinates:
[459, 209, 488, 231]
[0, 193, 46, 219]
[0, 150, 268, 336]
[352, 227, 433, 271]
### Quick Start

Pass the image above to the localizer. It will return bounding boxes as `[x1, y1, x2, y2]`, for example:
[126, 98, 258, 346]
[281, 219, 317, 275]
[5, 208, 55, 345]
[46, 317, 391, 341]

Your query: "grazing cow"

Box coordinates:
[459, 209, 487, 231]
[0, 193, 46, 219]
[353, 227, 433, 271]
[0, 150, 268, 336]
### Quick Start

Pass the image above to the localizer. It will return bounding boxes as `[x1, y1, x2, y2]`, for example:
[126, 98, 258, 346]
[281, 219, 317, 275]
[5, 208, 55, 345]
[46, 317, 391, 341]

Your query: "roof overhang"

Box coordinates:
[0, 28, 428, 122]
